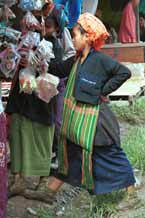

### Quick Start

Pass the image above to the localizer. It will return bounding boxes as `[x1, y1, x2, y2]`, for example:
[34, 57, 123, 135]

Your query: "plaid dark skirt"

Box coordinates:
[0, 112, 7, 218]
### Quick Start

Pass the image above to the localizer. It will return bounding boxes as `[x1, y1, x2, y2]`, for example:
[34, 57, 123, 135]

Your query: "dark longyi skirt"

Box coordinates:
[55, 140, 135, 195]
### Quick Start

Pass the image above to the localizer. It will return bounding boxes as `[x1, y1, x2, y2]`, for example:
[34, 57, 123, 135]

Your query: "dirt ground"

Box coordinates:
[7, 122, 145, 218]
[7, 179, 145, 218]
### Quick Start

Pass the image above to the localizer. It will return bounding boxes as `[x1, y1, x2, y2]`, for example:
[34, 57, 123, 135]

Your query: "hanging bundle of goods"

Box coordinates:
[0, 0, 60, 102]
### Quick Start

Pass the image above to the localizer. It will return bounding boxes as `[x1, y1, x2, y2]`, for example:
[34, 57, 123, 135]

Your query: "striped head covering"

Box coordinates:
[77, 13, 109, 50]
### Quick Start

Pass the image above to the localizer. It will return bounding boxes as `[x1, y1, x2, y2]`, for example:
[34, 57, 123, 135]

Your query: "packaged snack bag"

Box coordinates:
[0, 44, 20, 78]
[19, 68, 37, 94]
[36, 73, 60, 103]
[19, 0, 45, 11]
[21, 11, 41, 31]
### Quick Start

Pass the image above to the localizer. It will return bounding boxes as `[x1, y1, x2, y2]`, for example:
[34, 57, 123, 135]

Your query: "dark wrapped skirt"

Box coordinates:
[55, 140, 135, 194]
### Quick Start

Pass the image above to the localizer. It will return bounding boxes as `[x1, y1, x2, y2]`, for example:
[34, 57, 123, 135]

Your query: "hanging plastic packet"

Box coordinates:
[0, 7, 3, 18]
[18, 48, 37, 71]
[19, 31, 40, 49]
[21, 11, 41, 32]
[19, 0, 45, 11]
[35, 39, 55, 63]
[32, 39, 54, 74]
[4, 27, 21, 43]
[19, 68, 37, 94]
[38, 59, 49, 74]
[19, 0, 35, 11]
[0, 0, 17, 7]
[27, 49, 40, 70]
[3, 5, 16, 23]
[3, 6, 16, 19]
[41, 16, 45, 36]
[36, 73, 60, 103]
[0, 6, 16, 28]
[0, 44, 21, 78]
[0, 27, 21, 44]
[0, 27, 6, 37]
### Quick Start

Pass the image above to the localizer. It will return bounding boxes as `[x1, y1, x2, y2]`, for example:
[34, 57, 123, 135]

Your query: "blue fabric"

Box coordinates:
[56, 141, 135, 194]
[54, 0, 82, 28]
[49, 4, 68, 34]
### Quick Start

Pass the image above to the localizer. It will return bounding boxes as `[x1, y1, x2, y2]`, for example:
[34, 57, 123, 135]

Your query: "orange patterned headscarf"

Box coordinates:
[77, 13, 109, 50]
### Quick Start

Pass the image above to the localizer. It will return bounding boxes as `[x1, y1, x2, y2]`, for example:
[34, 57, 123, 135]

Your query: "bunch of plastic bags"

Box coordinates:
[0, 1, 60, 103]
[19, 38, 59, 103]
[0, 0, 17, 7]
[19, 0, 45, 11]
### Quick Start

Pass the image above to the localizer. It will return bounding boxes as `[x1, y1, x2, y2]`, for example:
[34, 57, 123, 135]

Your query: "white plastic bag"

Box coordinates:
[36, 73, 60, 103]
[35, 39, 54, 74]
[19, 68, 37, 94]
[19, 0, 45, 11]
[0, 0, 17, 7]
[0, 6, 16, 22]
[20, 31, 40, 48]
[35, 39, 55, 62]
[21, 11, 41, 31]
[0, 44, 21, 78]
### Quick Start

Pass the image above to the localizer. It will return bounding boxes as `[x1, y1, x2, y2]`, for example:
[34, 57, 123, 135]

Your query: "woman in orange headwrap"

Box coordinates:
[24, 13, 135, 203]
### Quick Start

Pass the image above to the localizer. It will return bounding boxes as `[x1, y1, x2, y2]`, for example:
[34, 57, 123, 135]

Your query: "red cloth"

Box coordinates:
[119, 2, 137, 43]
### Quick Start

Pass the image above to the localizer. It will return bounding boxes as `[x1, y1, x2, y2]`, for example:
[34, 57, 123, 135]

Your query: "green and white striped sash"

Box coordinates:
[58, 59, 99, 190]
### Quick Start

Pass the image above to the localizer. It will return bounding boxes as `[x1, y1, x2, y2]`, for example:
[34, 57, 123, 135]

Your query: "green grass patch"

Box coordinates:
[37, 207, 56, 218]
[64, 190, 124, 218]
[111, 97, 145, 124]
[122, 126, 145, 172]
[37, 190, 124, 218]
[88, 191, 124, 218]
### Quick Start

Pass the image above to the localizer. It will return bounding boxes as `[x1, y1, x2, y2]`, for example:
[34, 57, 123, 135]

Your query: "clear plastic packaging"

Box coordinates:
[0, 27, 6, 37]
[0, 6, 16, 22]
[21, 11, 41, 31]
[0, 0, 17, 7]
[0, 27, 21, 43]
[0, 8, 3, 18]
[24, 39, 55, 74]
[18, 47, 39, 73]
[5, 27, 21, 43]
[36, 73, 60, 103]
[19, 0, 45, 11]
[35, 39, 55, 63]
[19, 31, 40, 49]
[19, 68, 37, 94]
[37, 59, 49, 74]
[0, 44, 21, 78]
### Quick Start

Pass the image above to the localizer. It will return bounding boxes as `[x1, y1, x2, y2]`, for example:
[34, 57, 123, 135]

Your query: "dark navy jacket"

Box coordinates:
[50, 50, 131, 146]
[51, 50, 131, 105]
